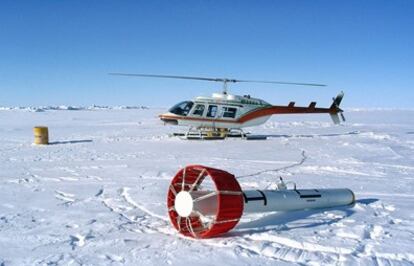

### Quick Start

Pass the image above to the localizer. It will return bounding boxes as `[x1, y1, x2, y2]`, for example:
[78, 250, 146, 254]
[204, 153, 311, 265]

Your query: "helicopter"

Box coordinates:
[110, 73, 345, 139]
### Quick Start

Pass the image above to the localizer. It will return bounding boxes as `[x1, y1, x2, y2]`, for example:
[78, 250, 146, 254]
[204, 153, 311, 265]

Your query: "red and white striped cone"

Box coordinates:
[167, 165, 244, 238]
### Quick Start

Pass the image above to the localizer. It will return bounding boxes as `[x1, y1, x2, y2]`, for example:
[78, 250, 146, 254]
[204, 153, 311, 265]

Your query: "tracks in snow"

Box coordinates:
[97, 182, 413, 265]
[100, 186, 174, 237]
[237, 150, 308, 179]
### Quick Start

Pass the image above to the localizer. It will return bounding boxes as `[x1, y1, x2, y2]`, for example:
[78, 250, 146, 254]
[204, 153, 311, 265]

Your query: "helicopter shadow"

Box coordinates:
[252, 130, 360, 139]
[49, 139, 93, 145]
[228, 198, 378, 237]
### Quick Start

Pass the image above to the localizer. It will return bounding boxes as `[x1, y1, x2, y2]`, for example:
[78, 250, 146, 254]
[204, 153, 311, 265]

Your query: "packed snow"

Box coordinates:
[0, 108, 413, 265]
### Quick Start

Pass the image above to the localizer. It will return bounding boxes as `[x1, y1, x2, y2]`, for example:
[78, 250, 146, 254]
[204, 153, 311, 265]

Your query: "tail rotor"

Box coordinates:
[329, 91, 345, 124]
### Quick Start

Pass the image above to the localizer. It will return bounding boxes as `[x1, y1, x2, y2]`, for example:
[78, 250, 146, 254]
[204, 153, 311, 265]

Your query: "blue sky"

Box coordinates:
[0, 1, 413, 108]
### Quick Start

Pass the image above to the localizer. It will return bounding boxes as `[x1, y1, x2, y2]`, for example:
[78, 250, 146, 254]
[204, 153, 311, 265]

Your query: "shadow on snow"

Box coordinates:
[49, 139, 93, 145]
[253, 131, 360, 139]
[229, 198, 378, 237]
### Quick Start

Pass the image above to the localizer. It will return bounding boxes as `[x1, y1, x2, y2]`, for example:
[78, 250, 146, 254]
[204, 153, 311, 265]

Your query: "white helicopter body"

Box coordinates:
[159, 92, 344, 130]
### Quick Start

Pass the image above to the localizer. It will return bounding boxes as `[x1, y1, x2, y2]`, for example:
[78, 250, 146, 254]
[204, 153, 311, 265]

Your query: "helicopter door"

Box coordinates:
[222, 107, 237, 119]
[206, 105, 218, 118]
[207, 105, 218, 128]
[191, 104, 206, 116]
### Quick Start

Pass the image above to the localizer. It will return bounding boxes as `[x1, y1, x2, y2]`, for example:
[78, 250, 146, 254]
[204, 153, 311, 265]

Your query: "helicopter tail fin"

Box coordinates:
[329, 91, 345, 124]
[330, 91, 344, 110]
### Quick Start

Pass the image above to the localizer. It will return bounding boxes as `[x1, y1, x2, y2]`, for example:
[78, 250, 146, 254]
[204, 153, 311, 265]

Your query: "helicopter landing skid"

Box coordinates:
[171, 128, 267, 140]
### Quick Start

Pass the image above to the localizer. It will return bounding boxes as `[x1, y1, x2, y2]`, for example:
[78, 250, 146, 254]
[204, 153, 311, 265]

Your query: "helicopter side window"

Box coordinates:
[206, 105, 218, 118]
[192, 104, 205, 116]
[222, 107, 237, 118]
[169, 101, 194, 116]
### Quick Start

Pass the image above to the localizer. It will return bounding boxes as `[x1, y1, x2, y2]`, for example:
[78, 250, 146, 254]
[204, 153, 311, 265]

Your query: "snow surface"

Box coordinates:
[0, 108, 413, 265]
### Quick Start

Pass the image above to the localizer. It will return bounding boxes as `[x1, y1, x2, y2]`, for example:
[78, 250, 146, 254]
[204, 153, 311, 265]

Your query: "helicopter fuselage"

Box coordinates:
[159, 92, 343, 130]
[159, 93, 271, 129]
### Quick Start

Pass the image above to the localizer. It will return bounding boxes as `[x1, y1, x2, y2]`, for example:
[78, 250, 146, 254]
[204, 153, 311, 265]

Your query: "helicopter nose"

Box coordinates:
[159, 113, 178, 125]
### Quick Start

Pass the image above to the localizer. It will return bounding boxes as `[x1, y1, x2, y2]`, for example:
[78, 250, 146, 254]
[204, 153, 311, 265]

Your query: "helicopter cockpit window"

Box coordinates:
[207, 105, 218, 118]
[222, 107, 237, 118]
[192, 104, 205, 116]
[169, 101, 194, 116]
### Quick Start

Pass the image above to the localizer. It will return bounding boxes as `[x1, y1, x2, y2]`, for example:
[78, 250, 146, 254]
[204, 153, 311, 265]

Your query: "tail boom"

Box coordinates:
[239, 92, 345, 124]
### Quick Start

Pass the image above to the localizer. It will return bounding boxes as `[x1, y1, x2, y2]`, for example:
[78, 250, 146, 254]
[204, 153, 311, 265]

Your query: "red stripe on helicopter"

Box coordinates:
[238, 105, 337, 123]
[160, 104, 338, 124]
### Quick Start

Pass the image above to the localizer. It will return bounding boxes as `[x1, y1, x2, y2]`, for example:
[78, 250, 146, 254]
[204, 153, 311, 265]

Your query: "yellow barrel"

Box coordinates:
[33, 126, 49, 145]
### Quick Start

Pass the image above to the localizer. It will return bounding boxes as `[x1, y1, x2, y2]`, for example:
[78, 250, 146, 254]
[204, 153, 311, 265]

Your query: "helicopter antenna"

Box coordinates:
[109, 73, 327, 94]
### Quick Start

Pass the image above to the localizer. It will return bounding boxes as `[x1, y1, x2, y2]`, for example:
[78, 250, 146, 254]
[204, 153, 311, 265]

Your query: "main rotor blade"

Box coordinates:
[235, 79, 326, 87]
[109, 73, 326, 87]
[108, 73, 227, 82]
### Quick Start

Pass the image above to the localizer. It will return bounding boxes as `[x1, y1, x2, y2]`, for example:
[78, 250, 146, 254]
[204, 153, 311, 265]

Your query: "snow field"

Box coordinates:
[0, 108, 413, 265]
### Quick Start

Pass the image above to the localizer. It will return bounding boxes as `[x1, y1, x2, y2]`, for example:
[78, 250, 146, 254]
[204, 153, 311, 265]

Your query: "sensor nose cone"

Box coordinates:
[174, 191, 193, 217]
